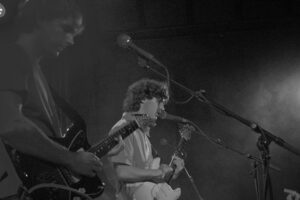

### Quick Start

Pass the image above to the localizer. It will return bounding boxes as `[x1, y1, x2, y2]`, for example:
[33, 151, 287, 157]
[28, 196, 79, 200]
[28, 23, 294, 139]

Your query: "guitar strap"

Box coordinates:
[49, 86, 87, 132]
[150, 141, 160, 158]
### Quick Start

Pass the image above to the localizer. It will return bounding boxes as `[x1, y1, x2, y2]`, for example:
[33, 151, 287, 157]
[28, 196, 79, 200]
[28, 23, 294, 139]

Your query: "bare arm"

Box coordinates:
[115, 164, 173, 183]
[0, 91, 102, 177]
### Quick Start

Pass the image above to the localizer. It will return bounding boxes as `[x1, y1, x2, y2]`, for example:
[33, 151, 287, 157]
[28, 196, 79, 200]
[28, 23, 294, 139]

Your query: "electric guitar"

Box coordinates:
[133, 124, 194, 200]
[5, 114, 154, 200]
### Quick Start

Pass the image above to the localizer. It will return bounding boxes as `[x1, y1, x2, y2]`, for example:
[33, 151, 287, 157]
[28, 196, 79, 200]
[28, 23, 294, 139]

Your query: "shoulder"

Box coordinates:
[109, 117, 141, 145]
[109, 118, 128, 134]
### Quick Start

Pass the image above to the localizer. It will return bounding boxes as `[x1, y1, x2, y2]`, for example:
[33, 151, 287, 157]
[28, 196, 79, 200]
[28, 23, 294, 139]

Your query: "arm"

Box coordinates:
[115, 164, 173, 183]
[109, 120, 173, 183]
[0, 91, 102, 177]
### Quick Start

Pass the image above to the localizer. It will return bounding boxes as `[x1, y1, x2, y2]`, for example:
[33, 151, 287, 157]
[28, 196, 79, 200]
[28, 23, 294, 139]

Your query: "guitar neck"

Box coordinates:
[89, 121, 139, 158]
[167, 137, 187, 184]
[173, 139, 187, 159]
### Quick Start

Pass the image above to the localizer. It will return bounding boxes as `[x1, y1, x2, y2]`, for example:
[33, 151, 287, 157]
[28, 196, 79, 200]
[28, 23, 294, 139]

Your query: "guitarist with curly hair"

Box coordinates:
[108, 78, 185, 200]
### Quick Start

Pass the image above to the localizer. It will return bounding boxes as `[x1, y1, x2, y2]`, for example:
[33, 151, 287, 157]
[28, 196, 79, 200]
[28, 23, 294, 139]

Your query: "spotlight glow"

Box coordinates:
[0, 3, 5, 18]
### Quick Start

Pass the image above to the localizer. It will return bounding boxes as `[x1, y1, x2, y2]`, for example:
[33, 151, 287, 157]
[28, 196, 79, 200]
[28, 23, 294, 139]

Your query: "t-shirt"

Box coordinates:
[108, 113, 154, 200]
[0, 43, 63, 137]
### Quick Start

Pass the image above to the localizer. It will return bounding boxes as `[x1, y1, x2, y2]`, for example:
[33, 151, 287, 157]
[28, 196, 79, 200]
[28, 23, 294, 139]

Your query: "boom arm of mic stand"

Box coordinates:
[137, 57, 296, 200]
[138, 58, 206, 102]
[139, 58, 300, 157]
[199, 94, 300, 157]
[191, 127, 281, 172]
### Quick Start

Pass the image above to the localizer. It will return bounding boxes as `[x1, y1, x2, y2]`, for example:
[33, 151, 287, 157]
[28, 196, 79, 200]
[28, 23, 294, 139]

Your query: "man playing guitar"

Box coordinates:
[0, 0, 123, 198]
[109, 78, 185, 200]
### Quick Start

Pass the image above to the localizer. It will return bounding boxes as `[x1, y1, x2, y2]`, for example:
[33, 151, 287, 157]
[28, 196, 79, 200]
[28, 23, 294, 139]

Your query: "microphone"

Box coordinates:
[158, 110, 189, 123]
[117, 34, 162, 65]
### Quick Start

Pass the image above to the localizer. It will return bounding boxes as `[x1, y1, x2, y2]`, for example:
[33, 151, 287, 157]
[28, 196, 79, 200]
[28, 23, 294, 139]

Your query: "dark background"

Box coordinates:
[1, 0, 300, 199]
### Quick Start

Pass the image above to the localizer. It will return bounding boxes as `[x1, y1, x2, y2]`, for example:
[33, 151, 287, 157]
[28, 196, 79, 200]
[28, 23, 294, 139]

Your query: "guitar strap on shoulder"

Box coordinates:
[150, 142, 160, 158]
[49, 86, 87, 132]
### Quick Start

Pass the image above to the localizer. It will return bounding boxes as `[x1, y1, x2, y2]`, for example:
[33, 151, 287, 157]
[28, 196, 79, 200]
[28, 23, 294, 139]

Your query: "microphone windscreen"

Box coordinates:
[117, 34, 131, 48]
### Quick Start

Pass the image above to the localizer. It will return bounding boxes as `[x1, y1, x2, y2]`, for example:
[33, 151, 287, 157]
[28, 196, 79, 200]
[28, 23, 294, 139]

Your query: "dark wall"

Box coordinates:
[54, 1, 300, 199]
[53, 24, 300, 199]
[1, 0, 300, 199]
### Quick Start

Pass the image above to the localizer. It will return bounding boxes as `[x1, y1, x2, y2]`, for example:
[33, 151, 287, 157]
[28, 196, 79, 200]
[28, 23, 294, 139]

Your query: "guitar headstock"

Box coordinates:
[178, 124, 195, 141]
[123, 113, 156, 129]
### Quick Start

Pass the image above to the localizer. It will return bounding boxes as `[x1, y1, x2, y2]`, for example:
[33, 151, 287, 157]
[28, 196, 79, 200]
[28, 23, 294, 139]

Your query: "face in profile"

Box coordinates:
[37, 16, 84, 56]
[140, 97, 165, 119]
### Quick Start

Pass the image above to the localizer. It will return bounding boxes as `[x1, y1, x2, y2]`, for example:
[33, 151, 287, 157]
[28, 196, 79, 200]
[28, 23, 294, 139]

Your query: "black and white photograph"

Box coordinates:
[0, 0, 299, 199]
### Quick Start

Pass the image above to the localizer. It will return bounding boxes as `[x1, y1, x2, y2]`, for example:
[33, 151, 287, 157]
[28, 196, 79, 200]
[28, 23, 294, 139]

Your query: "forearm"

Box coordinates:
[0, 93, 73, 168]
[115, 165, 162, 183]
[1, 121, 72, 167]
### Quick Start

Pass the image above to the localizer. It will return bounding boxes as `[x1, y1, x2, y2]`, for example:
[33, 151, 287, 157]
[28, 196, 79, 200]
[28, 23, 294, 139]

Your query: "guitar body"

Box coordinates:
[5, 125, 105, 200]
[4, 114, 152, 199]
[134, 182, 181, 200]
[133, 158, 181, 200]
[134, 124, 194, 200]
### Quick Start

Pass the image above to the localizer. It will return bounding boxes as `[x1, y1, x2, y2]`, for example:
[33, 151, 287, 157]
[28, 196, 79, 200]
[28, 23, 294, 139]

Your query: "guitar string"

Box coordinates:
[90, 121, 138, 157]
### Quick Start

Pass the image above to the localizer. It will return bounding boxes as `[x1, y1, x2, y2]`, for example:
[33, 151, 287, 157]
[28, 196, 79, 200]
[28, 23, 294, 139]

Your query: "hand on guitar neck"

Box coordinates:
[147, 156, 184, 184]
[169, 156, 185, 180]
[133, 157, 181, 200]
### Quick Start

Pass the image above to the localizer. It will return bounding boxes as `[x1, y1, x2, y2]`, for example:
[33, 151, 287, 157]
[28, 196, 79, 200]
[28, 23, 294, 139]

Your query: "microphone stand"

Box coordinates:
[158, 136, 205, 200]
[183, 167, 205, 200]
[189, 117, 281, 200]
[252, 160, 260, 200]
[196, 127, 281, 200]
[137, 57, 300, 200]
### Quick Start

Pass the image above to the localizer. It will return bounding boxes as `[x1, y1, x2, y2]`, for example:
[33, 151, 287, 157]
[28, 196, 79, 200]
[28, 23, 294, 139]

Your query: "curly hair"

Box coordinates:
[123, 79, 169, 112]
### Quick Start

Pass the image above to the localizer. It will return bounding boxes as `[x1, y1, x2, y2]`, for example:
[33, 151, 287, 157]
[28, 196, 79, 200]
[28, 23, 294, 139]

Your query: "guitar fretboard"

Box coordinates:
[89, 121, 139, 158]
[166, 135, 188, 184]
[174, 138, 187, 159]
